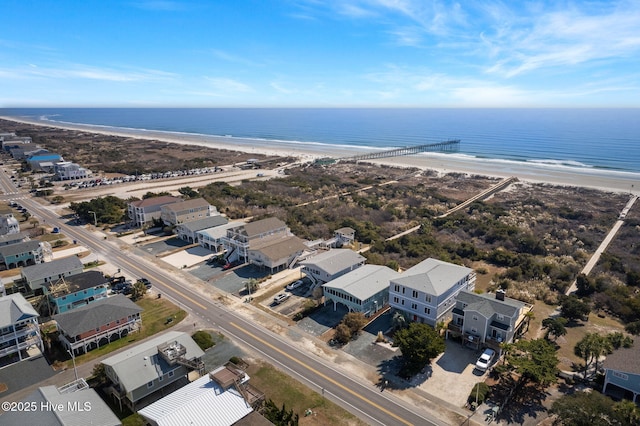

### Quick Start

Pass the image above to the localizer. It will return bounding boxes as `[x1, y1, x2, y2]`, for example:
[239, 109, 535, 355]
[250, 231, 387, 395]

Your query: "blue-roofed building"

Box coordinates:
[27, 153, 63, 172]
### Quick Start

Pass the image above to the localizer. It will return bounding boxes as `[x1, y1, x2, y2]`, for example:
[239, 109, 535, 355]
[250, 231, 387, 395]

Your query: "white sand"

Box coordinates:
[3, 116, 639, 194]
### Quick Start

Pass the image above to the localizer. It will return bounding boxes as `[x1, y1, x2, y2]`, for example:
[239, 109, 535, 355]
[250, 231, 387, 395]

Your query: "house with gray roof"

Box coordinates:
[300, 249, 366, 288]
[43, 270, 110, 315]
[0, 231, 29, 247]
[0, 293, 43, 366]
[221, 217, 290, 264]
[160, 198, 218, 226]
[176, 215, 229, 243]
[54, 294, 143, 355]
[447, 290, 533, 352]
[196, 221, 244, 252]
[248, 234, 308, 272]
[0, 240, 43, 270]
[0, 211, 20, 237]
[102, 331, 205, 412]
[0, 380, 121, 426]
[389, 258, 476, 327]
[323, 265, 400, 316]
[602, 341, 640, 403]
[20, 255, 84, 291]
[127, 195, 182, 227]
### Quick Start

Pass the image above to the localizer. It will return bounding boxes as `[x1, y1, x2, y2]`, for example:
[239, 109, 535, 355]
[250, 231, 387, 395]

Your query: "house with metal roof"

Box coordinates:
[54, 294, 143, 355]
[0, 240, 43, 270]
[0, 211, 20, 237]
[323, 264, 400, 317]
[221, 217, 290, 264]
[0, 293, 43, 367]
[20, 255, 84, 290]
[27, 153, 63, 172]
[138, 363, 265, 426]
[602, 341, 640, 403]
[160, 198, 218, 226]
[248, 234, 308, 272]
[0, 379, 121, 426]
[176, 215, 229, 243]
[446, 290, 533, 351]
[43, 270, 110, 315]
[102, 331, 205, 412]
[0, 231, 29, 247]
[300, 249, 366, 288]
[127, 195, 183, 227]
[389, 258, 476, 327]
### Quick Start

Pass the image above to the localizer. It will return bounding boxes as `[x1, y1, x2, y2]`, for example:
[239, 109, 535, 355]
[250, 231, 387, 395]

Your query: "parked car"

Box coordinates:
[475, 348, 496, 371]
[286, 280, 304, 291]
[138, 278, 152, 289]
[273, 293, 290, 305]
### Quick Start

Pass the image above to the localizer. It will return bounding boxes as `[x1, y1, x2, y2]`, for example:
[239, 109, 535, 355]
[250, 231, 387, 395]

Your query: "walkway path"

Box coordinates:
[566, 195, 638, 295]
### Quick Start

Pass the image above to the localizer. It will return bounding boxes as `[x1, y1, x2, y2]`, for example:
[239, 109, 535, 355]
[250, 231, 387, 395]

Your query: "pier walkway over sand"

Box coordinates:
[337, 139, 460, 162]
[566, 194, 639, 295]
[386, 176, 518, 241]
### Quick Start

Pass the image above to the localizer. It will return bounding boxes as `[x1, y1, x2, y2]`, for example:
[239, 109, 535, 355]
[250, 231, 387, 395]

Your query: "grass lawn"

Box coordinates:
[247, 360, 367, 425]
[69, 295, 187, 368]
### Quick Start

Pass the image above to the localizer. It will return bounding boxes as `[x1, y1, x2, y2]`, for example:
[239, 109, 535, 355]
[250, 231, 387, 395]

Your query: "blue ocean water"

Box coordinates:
[1, 108, 639, 174]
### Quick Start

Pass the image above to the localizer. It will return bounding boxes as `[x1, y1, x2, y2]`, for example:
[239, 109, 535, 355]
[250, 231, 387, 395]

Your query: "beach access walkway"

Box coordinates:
[566, 194, 638, 295]
[386, 176, 518, 241]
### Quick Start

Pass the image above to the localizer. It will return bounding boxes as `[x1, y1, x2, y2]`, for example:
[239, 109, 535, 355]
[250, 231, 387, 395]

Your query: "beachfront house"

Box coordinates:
[389, 258, 476, 327]
[127, 195, 182, 228]
[196, 221, 244, 253]
[54, 294, 143, 355]
[175, 215, 229, 243]
[42, 270, 110, 315]
[27, 153, 63, 172]
[159, 198, 218, 226]
[323, 264, 400, 316]
[300, 249, 366, 289]
[102, 331, 205, 412]
[247, 234, 308, 273]
[221, 217, 290, 264]
[446, 290, 533, 351]
[0, 240, 44, 270]
[602, 341, 640, 403]
[0, 293, 44, 367]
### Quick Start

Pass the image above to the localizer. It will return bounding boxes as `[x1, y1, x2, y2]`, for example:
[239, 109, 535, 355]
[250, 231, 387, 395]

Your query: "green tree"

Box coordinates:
[334, 323, 352, 344]
[542, 317, 568, 342]
[507, 339, 558, 386]
[262, 399, 299, 426]
[394, 322, 445, 377]
[550, 391, 626, 426]
[179, 186, 199, 198]
[131, 281, 147, 301]
[391, 311, 408, 331]
[342, 312, 367, 336]
[560, 295, 591, 322]
[91, 363, 108, 385]
[574, 333, 613, 379]
[245, 278, 259, 295]
[192, 331, 215, 351]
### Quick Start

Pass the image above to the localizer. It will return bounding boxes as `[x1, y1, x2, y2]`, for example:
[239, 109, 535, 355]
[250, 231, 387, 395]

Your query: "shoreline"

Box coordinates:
[2, 115, 639, 194]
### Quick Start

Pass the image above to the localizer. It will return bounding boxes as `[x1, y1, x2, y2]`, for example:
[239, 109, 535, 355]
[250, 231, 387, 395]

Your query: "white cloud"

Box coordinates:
[0, 64, 176, 82]
[270, 82, 294, 94]
[204, 77, 252, 93]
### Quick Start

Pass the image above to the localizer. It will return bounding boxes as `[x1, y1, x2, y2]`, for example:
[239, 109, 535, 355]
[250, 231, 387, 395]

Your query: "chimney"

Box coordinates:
[496, 289, 506, 301]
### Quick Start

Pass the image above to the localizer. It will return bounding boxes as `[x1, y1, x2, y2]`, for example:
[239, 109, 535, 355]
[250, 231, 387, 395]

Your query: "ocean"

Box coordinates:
[1, 108, 639, 174]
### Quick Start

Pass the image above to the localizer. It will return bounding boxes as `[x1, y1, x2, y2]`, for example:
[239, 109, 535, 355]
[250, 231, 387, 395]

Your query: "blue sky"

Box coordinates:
[2, 0, 639, 107]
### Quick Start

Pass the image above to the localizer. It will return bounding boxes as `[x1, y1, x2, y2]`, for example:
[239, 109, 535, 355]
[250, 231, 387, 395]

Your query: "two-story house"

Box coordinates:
[221, 217, 290, 264]
[323, 264, 400, 316]
[54, 161, 91, 180]
[447, 290, 533, 352]
[0, 209, 20, 236]
[43, 270, 110, 315]
[102, 331, 205, 412]
[300, 249, 366, 289]
[602, 341, 640, 403]
[247, 234, 308, 272]
[0, 240, 43, 270]
[175, 215, 228, 243]
[160, 198, 217, 226]
[54, 294, 143, 355]
[389, 258, 476, 327]
[0, 231, 29, 247]
[20, 256, 85, 293]
[127, 195, 182, 228]
[196, 221, 243, 252]
[0, 293, 43, 366]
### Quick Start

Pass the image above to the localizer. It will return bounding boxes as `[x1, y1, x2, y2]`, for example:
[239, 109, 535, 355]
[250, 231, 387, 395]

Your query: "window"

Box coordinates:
[158, 375, 163, 382]
[412, 290, 418, 298]
[612, 371, 628, 380]
[456, 317, 463, 325]
[425, 295, 431, 303]
[496, 314, 504, 320]
[472, 315, 478, 321]
[168, 370, 174, 378]
[393, 297, 399, 303]
[471, 327, 477, 333]
[411, 303, 417, 310]
[147, 381, 153, 388]
[424, 307, 431, 315]
[401, 299, 404, 305]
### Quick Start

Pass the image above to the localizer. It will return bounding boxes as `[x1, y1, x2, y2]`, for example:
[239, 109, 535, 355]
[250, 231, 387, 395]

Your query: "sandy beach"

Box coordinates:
[2, 115, 639, 194]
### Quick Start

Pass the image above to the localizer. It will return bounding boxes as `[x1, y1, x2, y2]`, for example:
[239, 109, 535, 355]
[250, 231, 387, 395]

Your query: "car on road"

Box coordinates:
[138, 278, 152, 289]
[273, 293, 290, 305]
[286, 280, 304, 291]
[475, 348, 496, 371]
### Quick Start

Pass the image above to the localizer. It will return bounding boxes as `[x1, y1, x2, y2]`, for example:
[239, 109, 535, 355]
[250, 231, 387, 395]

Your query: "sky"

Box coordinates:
[1, 0, 640, 108]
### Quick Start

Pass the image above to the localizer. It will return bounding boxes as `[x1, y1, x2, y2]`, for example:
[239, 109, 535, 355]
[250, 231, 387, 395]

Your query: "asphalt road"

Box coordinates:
[1, 170, 451, 425]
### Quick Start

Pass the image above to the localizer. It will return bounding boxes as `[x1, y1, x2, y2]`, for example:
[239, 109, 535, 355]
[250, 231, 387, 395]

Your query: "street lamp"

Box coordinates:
[67, 349, 78, 381]
[87, 210, 97, 227]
